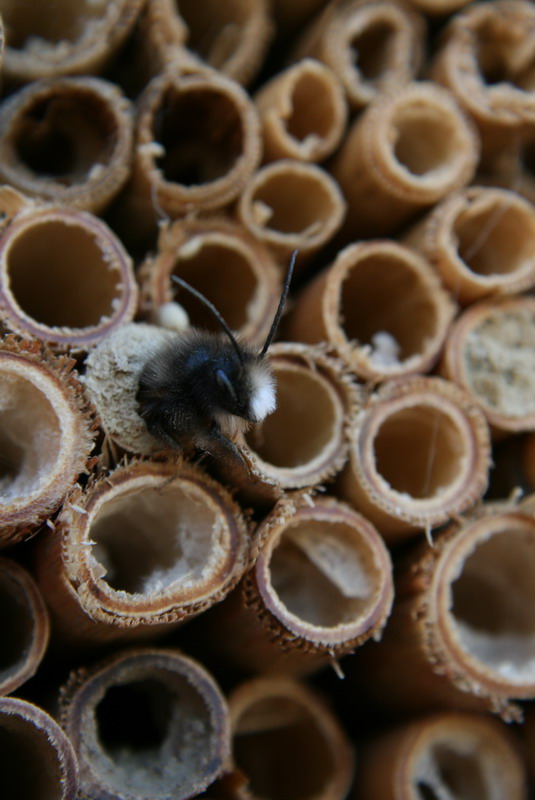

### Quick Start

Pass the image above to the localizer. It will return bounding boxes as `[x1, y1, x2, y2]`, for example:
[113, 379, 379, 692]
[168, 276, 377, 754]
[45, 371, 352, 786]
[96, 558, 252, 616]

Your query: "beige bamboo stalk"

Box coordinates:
[0, 336, 97, 547]
[33, 458, 250, 648]
[338, 376, 491, 541]
[254, 59, 348, 164]
[330, 81, 479, 238]
[270, 0, 329, 36]
[353, 509, 535, 720]
[59, 648, 229, 800]
[284, 240, 456, 382]
[226, 677, 355, 800]
[405, 186, 535, 305]
[442, 296, 535, 433]
[0, 697, 78, 800]
[354, 712, 527, 800]
[292, 0, 425, 110]
[0, 77, 133, 213]
[0, 556, 49, 695]
[1, 0, 145, 83]
[0, 202, 137, 351]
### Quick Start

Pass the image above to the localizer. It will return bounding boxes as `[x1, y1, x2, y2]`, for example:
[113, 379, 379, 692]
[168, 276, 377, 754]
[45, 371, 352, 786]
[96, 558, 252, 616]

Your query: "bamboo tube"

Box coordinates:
[292, 0, 425, 110]
[354, 712, 527, 800]
[0, 203, 137, 351]
[338, 376, 491, 541]
[226, 677, 355, 800]
[0, 77, 134, 214]
[59, 648, 229, 800]
[330, 81, 479, 238]
[271, 0, 330, 37]
[442, 296, 535, 433]
[354, 509, 535, 720]
[405, 186, 535, 305]
[284, 240, 456, 382]
[408, 0, 473, 11]
[0, 336, 97, 547]
[138, 217, 282, 346]
[193, 496, 394, 675]
[0, 557, 49, 696]
[236, 160, 346, 262]
[0, 697, 78, 800]
[431, 1, 535, 159]
[254, 59, 348, 164]
[1, 0, 145, 84]
[33, 458, 250, 647]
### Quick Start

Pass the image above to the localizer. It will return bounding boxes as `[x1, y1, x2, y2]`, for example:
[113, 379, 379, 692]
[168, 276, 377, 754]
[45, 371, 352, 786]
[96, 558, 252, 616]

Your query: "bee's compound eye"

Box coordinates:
[215, 368, 237, 403]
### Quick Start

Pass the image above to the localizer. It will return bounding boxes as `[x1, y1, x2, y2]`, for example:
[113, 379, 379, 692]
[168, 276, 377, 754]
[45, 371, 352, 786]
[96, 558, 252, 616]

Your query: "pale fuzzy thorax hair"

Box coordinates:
[248, 362, 276, 422]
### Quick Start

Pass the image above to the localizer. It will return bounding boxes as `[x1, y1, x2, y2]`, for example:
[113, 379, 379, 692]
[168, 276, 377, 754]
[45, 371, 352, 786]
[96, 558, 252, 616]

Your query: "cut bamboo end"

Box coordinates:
[0, 77, 133, 213]
[59, 648, 229, 800]
[293, 0, 424, 110]
[442, 296, 535, 433]
[405, 186, 535, 305]
[339, 376, 491, 540]
[355, 712, 527, 800]
[0, 557, 49, 696]
[236, 159, 346, 261]
[138, 217, 282, 346]
[330, 81, 479, 237]
[0, 697, 78, 800]
[34, 458, 250, 645]
[285, 240, 456, 381]
[254, 59, 348, 163]
[0, 336, 97, 547]
[1, 0, 144, 83]
[227, 677, 355, 800]
[0, 206, 137, 351]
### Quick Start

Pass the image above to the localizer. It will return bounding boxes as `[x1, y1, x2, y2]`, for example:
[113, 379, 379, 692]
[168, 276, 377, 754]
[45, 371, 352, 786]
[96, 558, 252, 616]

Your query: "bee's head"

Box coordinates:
[213, 350, 276, 423]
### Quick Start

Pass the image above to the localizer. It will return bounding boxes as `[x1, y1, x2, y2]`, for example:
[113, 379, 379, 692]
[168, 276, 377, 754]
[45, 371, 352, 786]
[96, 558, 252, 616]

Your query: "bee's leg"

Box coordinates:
[199, 423, 253, 475]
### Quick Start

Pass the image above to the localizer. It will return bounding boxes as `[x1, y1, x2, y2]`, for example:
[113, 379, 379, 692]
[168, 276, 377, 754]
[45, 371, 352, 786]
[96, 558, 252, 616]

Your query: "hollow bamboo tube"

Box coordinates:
[0, 0, 145, 84]
[409, 0, 473, 11]
[330, 81, 479, 238]
[354, 712, 527, 800]
[236, 159, 346, 262]
[292, 0, 424, 110]
[0, 77, 134, 214]
[194, 496, 393, 675]
[138, 217, 282, 346]
[431, 1, 535, 159]
[33, 458, 250, 647]
[284, 240, 456, 382]
[270, 0, 330, 37]
[226, 677, 355, 800]
[59, 648, 229, 800]
[338, 376, 491, 541]
[0, 697, 78, 800]
[0, 336, 97, 547]
[442, 296, 535, 433]
[254, 59, 348, 164]
[354, 509, 535, 720]
[0, 204, 138, 351]
[0, 557, 49, 696]
[405, 186, 535, 305]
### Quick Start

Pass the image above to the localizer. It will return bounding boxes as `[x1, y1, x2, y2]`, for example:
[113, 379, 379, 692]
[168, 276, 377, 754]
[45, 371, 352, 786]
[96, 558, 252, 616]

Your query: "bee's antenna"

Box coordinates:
[260, 249, 297, 357]
[171, 276, 244, 364]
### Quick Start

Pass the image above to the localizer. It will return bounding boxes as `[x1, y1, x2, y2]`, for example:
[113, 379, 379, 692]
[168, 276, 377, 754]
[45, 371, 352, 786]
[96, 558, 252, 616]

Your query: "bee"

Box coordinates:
[137, 250, 296, 466]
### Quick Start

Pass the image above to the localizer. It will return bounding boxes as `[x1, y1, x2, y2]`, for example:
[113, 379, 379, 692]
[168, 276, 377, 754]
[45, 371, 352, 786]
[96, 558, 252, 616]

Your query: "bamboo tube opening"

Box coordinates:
[468, 13, 535, 93]
[348, 18, 398, 87]
[0, 579, 33, 677]
[392, 104, 461, 178]
[174, 0, 252, 69]
[284, 67, 340, 144]
[0, 0, 101, 48]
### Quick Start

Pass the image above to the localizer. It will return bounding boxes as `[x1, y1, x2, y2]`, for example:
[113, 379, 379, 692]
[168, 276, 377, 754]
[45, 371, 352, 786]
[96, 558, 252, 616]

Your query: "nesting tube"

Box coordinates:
[0, 697, 78, 800]
[330, 81, 479, 238]
[285, 240, 456, 382]
[0, 205, 137, 351]
[354, 712, 527, 800]
[0, 337, 96, 547]
[33, 458, 250, 647]
[227, 677, 355, 800]
[254, 59, 347, 163]
[292, 0, 424, 110]
[0, 557, 49, 695]
[0, 77, 133, 213]
[405, 186, 535, 305]
[338, 376, 491, 540]
[59, 648, 229, 800]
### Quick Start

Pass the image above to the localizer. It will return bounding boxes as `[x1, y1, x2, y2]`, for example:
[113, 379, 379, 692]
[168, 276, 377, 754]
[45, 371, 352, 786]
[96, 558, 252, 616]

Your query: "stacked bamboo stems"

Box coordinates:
[0, 1, 534, 798]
